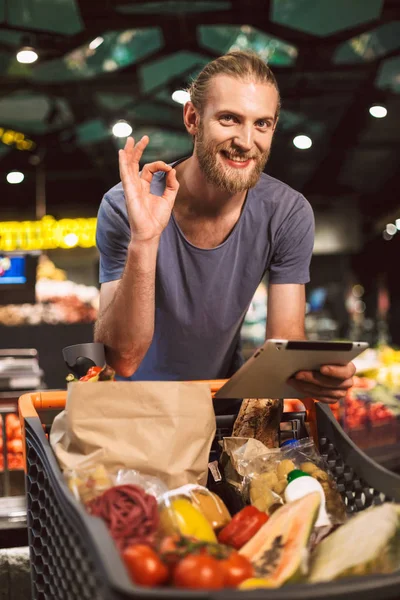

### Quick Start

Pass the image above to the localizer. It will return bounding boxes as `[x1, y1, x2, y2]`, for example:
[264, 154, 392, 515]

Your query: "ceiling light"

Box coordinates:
[369, 105, 387, 119]
[89, 36, 104, 50]
[172, 90, 190, 105]
[6, 171, 24, 184]
[16, 47, 38, 64]
[112, 120, 132, 138]
[386, 223, 397, 236]
[383, 230, 393, 241]
[352, 284, 364, 297]
[395, 219, 400, 230]
[293, 135, 312, 150]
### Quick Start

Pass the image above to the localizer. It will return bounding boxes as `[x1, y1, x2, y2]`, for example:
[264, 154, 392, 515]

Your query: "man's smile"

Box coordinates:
[219, 150, 254, 169]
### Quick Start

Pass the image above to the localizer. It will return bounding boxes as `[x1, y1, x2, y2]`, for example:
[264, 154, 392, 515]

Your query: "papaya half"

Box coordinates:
[239, 492, 321, 587]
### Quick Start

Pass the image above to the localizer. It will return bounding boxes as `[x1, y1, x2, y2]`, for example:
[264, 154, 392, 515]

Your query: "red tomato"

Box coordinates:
[173, 554, 225, 589]
[220, 552, 254, 587]
[7, 439, 23, 454]
[123, 544, 169, 587]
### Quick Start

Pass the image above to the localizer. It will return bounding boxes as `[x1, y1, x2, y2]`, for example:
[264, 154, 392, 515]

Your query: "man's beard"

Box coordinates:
[195, 124, 270, 194]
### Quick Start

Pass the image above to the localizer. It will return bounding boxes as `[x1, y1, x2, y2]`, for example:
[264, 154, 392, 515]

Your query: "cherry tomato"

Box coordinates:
[173, 554, 225, 589]
[220, 552, 254, 587]
[122, 544, 169, 587]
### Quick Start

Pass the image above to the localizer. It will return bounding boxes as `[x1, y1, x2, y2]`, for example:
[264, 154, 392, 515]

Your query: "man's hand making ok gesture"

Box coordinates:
[119, 136, 180, 243]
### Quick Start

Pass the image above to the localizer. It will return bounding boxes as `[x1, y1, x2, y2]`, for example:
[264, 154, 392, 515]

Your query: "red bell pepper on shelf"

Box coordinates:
[217, 506, 268, 550]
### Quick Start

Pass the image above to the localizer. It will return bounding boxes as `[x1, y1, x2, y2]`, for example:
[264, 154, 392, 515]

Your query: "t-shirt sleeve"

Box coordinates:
[268, 194, 315, 284]
[96, 194, 131, 284]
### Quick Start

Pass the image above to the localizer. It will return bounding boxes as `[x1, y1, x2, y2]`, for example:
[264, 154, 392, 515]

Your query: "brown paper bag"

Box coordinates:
[50, 381, 216, 489]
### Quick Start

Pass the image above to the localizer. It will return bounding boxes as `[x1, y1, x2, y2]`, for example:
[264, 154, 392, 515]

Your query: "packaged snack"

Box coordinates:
[280, 439, 346, 524]
[234, 438, 346, 524]
[158, 484, 231, 541]
[65, 465, 168, 505]
[65, 464, 113, 504]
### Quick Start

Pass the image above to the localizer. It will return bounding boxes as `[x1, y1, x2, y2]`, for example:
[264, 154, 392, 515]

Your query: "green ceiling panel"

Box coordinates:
[76, 119, 110, 145]
[139, 51, 209, 95]
[376, 56, 400, 94]
[117, 1, 231, 14]
[33, 27, 163, 83]
[271, 0, 383, 37]
[0, 29, 23, 48]
[6, 0, 83, 35]
[0, 92, 72, 134]
[0, 50, 11, 75]
[199, 25, 297, 66]
[334, 22, 400, 64]
[127, 102, 182, 127]
[96, 93, 135, 111]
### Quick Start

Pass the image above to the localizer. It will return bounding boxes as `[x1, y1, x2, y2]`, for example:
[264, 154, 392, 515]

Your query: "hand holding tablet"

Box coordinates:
[214, 340, 368, 401]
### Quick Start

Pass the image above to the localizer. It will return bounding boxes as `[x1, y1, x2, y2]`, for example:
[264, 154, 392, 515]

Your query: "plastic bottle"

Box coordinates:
[284, 469, 331, 527]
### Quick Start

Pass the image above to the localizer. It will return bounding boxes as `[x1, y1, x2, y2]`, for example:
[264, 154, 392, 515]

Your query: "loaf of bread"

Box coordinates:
[232, 398, 283, 448]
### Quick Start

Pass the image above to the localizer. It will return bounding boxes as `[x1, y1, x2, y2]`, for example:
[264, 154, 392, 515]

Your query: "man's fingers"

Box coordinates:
[163, 168, 180, 203]
[294, 370, 354, 390]
[288, 378, 347, 402]
[141, 161, 172, 184]
[130, 135, 149, 164]
[320, 362, 356, 379]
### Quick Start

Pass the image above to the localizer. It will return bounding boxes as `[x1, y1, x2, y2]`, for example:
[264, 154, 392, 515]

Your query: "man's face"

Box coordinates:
[194, 75, 279, 194]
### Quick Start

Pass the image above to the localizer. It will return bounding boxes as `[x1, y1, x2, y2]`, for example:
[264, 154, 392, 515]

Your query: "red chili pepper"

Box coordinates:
[217, 506, 268, 550]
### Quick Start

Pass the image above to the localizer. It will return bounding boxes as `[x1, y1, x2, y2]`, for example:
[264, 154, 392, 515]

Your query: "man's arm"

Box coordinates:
[94, 135, 179, 377]
[94, 239, 159, 377]
[266, 283, 306, 340]
[266, 282, 355, 403]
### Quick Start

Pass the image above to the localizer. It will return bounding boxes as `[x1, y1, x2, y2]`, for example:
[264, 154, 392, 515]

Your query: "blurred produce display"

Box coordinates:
[329, 345, 400, 433]
[0, 256, 99, 326]
[0, 413, 24, 471]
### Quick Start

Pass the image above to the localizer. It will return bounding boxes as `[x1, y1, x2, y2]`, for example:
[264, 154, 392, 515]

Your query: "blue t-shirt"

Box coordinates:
[96, 165, 314, 381]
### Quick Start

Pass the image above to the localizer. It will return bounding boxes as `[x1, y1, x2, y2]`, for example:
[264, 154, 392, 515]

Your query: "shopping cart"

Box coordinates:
[19, 386, 400, 600]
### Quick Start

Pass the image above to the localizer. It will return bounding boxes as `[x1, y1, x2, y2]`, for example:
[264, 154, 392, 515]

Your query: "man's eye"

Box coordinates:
[257, 120, 271, 129]
[220, 115, 236, 123]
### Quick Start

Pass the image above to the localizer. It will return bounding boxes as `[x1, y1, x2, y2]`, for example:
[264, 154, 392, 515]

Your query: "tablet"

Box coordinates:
[214, 339, 369, 400]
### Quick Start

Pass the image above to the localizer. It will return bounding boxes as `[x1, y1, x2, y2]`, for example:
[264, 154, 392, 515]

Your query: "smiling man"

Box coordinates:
[94, 51, 355, 404]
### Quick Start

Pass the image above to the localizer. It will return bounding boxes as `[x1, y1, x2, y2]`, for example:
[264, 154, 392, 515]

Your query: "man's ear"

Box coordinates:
[183, 101, 200, 136]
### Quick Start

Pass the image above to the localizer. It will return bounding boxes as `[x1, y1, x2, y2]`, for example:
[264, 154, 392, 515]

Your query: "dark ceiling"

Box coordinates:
[0, 0, 400, 242]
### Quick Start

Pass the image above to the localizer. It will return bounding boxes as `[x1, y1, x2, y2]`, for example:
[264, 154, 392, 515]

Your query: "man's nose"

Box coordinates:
[233, 126, 253, 152]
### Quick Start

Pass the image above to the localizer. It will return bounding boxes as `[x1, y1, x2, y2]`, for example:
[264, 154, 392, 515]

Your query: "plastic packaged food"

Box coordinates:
[158, 484, 231, 541]
[65, 465, 168, 504]
[65, 464, 113, 504]
[234, 438, 346, 523]
[190, 486, 231, 530]
[280, 439, 346, 524]
[115, 469, 168, 500]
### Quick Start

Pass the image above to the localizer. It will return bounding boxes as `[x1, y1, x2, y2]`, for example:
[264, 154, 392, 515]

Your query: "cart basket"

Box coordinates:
[19, 388, 400, 600]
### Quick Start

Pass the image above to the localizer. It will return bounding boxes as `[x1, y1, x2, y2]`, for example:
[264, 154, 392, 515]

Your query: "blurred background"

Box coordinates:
[1, 0, 400, 377]
[1, 0, 400, 570]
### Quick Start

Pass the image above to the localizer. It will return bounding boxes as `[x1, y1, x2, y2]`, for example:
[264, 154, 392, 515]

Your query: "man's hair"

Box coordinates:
[188, 50, 281, 120]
